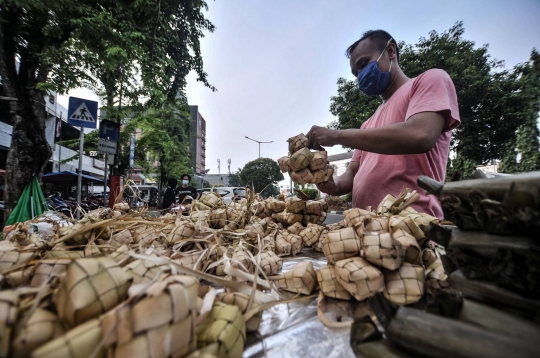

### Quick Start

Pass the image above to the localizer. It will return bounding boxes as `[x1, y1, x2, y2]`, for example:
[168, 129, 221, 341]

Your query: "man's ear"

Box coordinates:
[387, 43, 397, 61]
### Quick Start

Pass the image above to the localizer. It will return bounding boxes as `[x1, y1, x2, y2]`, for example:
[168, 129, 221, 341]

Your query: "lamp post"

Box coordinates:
[245, 136, 273, 158]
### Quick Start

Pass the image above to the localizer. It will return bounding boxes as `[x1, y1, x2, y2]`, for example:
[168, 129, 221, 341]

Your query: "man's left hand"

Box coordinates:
[306, 125, 337, 150]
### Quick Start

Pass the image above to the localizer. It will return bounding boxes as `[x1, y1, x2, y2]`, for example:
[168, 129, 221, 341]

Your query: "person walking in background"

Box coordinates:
[176, 174, 199, 204]
[161, 177, 178, 209]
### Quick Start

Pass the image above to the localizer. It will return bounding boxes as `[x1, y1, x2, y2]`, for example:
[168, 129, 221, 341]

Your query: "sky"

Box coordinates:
[59, 0, 540, 186]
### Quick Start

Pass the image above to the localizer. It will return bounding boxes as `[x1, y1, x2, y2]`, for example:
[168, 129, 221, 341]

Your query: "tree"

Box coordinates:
[328, 22, 535, 179]
[228, 171, 243, 187]
[239, 158, 284, 194]
[0, 0, 214, 218]
[262, 185, 280, 198]
[499, 49, 540, 173]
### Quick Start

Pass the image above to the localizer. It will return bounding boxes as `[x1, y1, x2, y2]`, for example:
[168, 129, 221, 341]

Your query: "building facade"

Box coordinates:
[190, 106, 206, 175]
[328, 152, 354, 177]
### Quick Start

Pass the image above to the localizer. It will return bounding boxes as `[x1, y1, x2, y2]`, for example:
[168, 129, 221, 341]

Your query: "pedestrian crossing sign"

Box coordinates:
[68, 96, 98, 128]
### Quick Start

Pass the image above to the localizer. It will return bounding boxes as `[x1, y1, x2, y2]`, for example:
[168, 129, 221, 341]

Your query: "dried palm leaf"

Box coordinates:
[321, 227, 361, 265]
[299, 224, 325, 247]
[102, 275, 199, 358]
[110, 229, 133, 247]
[288, 133, 309, 154]
[277, 156, 291, 173]
[334, 257, 384, 301]
[392, 229, 423, 266]
[54, 257, 133, 328]
[0, 290, 18, 357]
[290, 168, 313, 185]
[285, 196, 306, 214]
[422, 249, 449, 294]
[42, 250, 85, 260]
[377, 189, 420, 216]
[12, 308, 64, 357]
[191, 210, 210, 224]
[243, 222, 267, 240]
[200, 191, 224, 208]
[309, 150, 328, 172]
[231, 245, 253, 273]
[174, 251, 204, 271]
[134, 226, 161, 245]
[313, 229, 326, 252]
[274, 261, 318, 295]
[192, 201, 212, 211]
[215, 292, 262, 332]
[316, 265, 352, 300]
[114, 202, 130, 211]
[250, 201, 265, 216]
[31, 318, 103, 358]
[359, 230, 405, 271]
[196, 302, 246, 358]
[383, 262, 425, 305]
[259, 251, 283, 276]
[3, 266, 33, 287]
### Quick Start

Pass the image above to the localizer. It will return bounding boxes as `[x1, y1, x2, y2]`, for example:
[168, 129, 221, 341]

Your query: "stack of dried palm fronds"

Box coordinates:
[278, 133, 334, 185]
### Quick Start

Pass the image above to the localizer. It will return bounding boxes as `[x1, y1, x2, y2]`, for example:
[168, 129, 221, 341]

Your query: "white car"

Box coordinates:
[197, 187, 247, 205]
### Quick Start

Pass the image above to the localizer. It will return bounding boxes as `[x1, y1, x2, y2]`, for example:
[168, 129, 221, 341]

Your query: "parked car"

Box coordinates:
[196, 187, 247, 205]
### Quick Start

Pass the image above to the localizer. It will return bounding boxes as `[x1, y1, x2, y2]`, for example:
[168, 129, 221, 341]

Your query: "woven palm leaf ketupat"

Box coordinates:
[422, 249, 449, 294]
[0, 251, 34, 273]
[12, 308, 64, 357]
[101, 275, 199, 358]
[310, 169, 327, 184]
[323, 165, 334, 182]
[0, 290, 18, 357]
[31, 318, 103, 358]
[276, 211, 303, 226]
[359, 230, 405, 271]
[30, 259, 71, 287]
[389, 215, 425, 241]
[196, 302, 246, 358]
[282, 232, 304, 255]
[265, 198, 285, 213]
[289, 148, 314, 172]
[299, 224, 325, 247]
[288, 133, 309, 154]
[200, 191, 224, 208]
[335, 257, 385, 301]
[322, 227, 361, 264]
[392, 229, 423, 266]
[277, 156, 291, 173]
[274, 261, 318, 295]
[42, 250, 85, 260]
[54, 257, 132, 328]
[285, 196, 306, 214]
[305, 200, 325, 216]
[231, 245, 254, 273]
[287, 222, 305, 235]
[302, 212, 326, 226]
[290, 168, 314, 185]
[316, 265, 352, 300]
[275, 234, 291, 256]
[134, 227, 161, 245]
[124, 259, 172, 284]
[365, 216, 390, 233]
[308, 150, 328, 171]
[215, 292, 262, 332]
[110, 229, 134, 247]
[259, 251, 283, 276]
[383, 262, 425, 305]
[164, 222, 198, 246]
[344, 208, 372, 228]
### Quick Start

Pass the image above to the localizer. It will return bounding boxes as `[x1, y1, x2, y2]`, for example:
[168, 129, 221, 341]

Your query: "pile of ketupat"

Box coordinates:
[278, 133, 334, 185]
[0, 182, 447, 357]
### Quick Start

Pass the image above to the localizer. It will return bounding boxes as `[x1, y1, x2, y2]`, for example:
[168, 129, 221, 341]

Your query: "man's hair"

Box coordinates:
[181, 174, 191, 182]
[346, 30, 399, 62]
[167, 177, 178, 188]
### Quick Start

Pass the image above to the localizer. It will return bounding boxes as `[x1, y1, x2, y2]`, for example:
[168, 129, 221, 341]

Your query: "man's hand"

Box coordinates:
[306, 125, 337, 150]
[316, 176, 339, 196]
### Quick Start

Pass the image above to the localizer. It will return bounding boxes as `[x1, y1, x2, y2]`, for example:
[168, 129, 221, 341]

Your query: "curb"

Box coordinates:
[329, 211, 344, 215]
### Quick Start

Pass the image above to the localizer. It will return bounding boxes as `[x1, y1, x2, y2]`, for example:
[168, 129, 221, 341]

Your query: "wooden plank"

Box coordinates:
[448, 228, 540, 253]
[459, 299, 540, 343]
[355, 340, 413, 358]
[386, 306, 540, 358]
[448, 271, 540, 314]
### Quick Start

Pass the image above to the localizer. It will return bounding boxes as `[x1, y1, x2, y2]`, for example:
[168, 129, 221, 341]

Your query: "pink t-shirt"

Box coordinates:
[351, 69, 460, 219]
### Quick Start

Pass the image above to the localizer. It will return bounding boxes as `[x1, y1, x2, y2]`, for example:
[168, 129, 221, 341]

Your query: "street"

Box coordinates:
[324, 213, 344, 225]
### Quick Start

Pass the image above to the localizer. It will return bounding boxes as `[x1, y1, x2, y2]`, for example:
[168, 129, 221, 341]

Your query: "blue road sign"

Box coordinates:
[68, 97, 98, 128]
[99, 120, 120, 142]
[129, 136, 135, 168]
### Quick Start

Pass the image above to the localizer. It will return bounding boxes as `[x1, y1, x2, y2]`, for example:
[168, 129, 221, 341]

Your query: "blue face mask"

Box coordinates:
[357, 40, 393, 96]
[182, 180, 189, 185]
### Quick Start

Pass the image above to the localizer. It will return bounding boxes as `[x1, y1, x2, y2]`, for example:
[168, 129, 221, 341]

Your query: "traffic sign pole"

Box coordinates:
[103, 153, 109, 207]
[76, 124, 84, 219]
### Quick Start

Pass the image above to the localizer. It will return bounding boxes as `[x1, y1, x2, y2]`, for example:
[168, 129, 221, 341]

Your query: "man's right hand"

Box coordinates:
[316, 176, 339, 196]
[316, 160, 359, 197]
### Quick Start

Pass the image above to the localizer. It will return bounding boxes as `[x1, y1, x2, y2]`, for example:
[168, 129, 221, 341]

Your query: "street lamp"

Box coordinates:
[245, 136, 273, 158]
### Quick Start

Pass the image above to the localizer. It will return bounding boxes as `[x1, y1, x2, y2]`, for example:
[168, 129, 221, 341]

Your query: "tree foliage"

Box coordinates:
[239, 158, 284, 194]
[329, 22, 539, 178]
[228, 171, 242, 187]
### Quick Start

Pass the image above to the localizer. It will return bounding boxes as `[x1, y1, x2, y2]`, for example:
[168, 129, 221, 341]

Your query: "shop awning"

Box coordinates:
[42, 171, 104, 184]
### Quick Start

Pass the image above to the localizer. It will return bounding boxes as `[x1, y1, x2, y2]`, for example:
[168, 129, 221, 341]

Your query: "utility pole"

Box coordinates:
[217, 159, 220, 175]
[245, 136, 273, 158]
[227, 159, 231, 174]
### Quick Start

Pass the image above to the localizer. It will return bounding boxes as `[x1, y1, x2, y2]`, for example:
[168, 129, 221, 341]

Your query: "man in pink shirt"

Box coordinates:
[307, 30, 460, 219]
